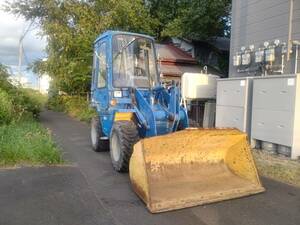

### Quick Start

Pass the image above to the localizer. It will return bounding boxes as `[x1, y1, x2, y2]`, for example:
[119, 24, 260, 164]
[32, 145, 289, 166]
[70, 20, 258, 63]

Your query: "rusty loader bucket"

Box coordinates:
[129, 129, 265, 213]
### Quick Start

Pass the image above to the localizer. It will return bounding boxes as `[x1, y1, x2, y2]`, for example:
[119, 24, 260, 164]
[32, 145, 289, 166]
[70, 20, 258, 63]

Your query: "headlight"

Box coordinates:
[113, 91, 122, 98]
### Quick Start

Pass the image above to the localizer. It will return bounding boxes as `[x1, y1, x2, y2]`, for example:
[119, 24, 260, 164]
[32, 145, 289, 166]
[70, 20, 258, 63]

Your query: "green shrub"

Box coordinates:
[47, 95, 66, 112]
[18, 88, 47, 116]
[0, 88, 13, 124]
[6, 88, 42, 120]
[48, 95, 96, 122]
[64, 96, 96, 122]
[1, 74, 46, 120]
[6, 88, 46, 120]
[0, 74, 13, 92]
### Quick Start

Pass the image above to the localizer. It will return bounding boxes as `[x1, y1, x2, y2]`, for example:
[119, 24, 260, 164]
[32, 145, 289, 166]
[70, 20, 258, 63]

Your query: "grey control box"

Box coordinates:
[251, 74, 300, 159]
[216, 77, 253, 136]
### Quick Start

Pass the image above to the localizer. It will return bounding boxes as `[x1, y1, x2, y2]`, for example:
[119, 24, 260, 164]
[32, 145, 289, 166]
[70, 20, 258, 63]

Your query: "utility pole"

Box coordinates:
[18, 39, 23, 84]
[17, 20, 34, 85]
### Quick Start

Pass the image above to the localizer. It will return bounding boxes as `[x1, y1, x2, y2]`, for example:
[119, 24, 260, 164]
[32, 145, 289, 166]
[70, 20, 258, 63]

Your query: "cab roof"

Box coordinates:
[94, 30, 155, 44]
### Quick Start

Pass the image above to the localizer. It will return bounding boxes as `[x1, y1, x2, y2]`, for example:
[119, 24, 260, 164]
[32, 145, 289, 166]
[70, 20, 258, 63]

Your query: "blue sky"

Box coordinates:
[0, 0, 47, 87]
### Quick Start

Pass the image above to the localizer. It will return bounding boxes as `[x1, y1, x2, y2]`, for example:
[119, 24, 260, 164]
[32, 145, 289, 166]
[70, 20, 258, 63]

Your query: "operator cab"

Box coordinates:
[91, 31, 159, 94]
[112, 34, 159, 89]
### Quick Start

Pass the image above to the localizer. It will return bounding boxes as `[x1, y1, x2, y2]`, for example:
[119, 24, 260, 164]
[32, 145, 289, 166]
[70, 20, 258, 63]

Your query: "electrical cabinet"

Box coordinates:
[251, 74, 300, 159]
[216, 77, 253, 135]
[181, 73, 218, 100]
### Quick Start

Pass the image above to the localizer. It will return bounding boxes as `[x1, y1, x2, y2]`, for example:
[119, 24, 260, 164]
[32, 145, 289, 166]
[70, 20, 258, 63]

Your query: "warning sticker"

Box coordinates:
[287, 78, 295, 86]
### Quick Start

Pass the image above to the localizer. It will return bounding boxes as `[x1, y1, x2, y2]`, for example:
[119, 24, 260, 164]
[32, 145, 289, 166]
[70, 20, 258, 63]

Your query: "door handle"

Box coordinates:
[259, 90, 267, 94]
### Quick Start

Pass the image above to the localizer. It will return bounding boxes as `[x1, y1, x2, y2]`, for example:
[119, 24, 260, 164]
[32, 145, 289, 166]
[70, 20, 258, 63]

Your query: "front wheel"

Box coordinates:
[110, 121, 139, 172]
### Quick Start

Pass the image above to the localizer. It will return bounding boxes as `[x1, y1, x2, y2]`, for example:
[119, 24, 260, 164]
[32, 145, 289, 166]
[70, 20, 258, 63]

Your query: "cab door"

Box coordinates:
[92, 40, 109, 111]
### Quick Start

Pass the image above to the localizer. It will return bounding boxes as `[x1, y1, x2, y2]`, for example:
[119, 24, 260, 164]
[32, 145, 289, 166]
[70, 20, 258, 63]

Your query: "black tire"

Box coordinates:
[91, 116, 109, 152]
[177, 119, 200, 131]
[109, 121, 139, 172]
[177, 120, 186, 131]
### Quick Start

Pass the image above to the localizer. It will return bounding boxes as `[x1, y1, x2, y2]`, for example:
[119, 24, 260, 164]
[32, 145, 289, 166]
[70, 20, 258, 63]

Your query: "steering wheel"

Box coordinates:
[134, 66, 146, 77]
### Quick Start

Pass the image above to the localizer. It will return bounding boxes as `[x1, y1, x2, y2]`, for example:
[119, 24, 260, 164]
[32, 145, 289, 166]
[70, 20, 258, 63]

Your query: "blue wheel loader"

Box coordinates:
[90, 31, 264, 213]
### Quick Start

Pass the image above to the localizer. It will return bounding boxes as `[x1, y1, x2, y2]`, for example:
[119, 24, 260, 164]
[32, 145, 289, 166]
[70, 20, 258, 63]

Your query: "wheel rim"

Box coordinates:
[111, 132, 121, 162]
[91, 123, 97, 146]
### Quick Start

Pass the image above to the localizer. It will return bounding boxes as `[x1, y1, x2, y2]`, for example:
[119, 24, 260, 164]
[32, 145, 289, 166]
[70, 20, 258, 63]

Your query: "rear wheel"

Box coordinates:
[177, 119, 199, 131]
[110, 121, 139, 172]
[91, 116, 109, 152]
[188, 119, 200, 128]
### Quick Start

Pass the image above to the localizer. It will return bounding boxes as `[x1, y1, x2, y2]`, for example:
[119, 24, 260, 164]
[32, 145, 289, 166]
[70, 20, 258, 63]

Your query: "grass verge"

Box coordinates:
[253, 150, 300, 187]
[0, 118, 64, 167]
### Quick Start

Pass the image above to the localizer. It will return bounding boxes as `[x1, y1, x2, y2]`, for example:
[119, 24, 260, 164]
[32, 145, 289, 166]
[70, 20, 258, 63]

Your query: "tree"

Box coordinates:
[7, 0, 231, 94]
[0, 63, 11, 90]
[7, 0, 154, 94]
[144, 0, 183, 40]
[0, 63, 9, 78]
[0, 63, 15, 93]
[146, 0, 231, 40]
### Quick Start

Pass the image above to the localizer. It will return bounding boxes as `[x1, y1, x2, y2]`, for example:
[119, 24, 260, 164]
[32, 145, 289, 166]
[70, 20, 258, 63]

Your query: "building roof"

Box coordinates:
[155, 44, 197, 64]
[156, 43, 222, 77]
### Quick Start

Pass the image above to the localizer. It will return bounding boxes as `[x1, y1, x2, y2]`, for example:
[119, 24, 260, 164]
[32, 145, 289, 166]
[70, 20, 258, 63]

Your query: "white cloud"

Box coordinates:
[0, 0, 47, 68]
[0, 0, 47, 88]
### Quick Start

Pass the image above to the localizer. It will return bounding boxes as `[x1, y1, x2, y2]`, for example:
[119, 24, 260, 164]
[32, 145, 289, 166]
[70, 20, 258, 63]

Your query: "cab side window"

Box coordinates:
[91, 47, 97, 90]
[97, 42, 107, 88]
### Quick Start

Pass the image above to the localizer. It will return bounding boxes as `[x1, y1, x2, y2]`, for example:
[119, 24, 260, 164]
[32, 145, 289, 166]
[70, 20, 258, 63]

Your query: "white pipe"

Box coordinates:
[287, 0, 294, 61]
[295, 44, 298, 74]
[281, 53, 285, 74]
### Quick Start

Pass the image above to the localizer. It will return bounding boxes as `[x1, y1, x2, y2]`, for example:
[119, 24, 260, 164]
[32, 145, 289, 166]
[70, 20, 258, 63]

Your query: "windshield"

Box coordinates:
[112, 34, 158, 88]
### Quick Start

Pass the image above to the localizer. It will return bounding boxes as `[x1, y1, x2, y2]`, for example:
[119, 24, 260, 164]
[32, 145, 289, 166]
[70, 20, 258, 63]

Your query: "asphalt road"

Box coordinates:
[2, 110, 299, 225]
